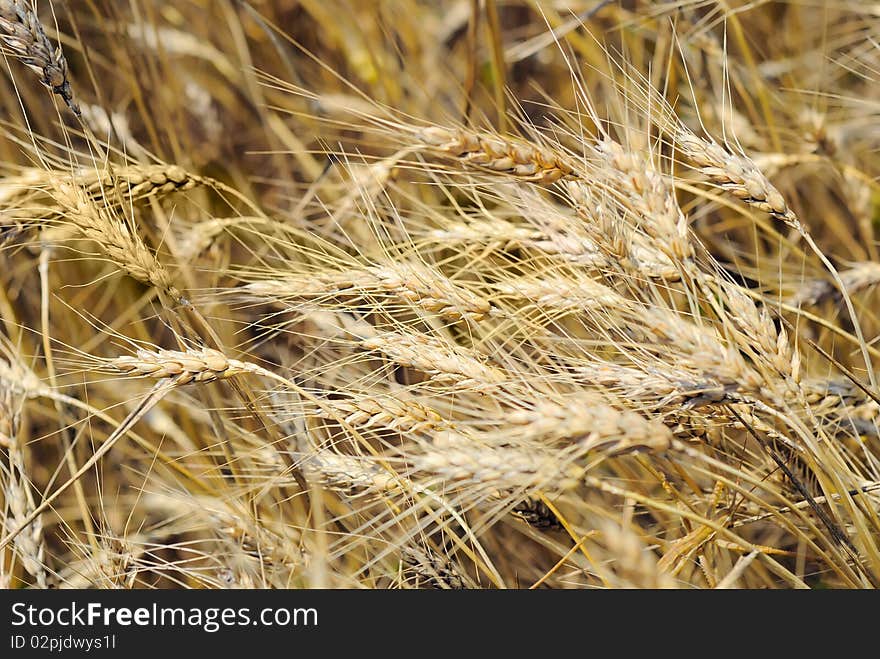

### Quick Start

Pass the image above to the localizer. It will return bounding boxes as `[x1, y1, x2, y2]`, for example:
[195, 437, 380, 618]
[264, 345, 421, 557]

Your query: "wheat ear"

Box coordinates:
[674, 129, 799, 229]
[240, 262, 491, 322]
[0, 164, 205, 243]
[360, 331, 507, 389]
[790, 262, 880, 307]
[0, 0, 78, 114]
[328, 393, 447, 434]
[108, 347, 258, 385]
[417, 126, 574, 183]
[1, 379, 48, 587]
[49, 182, 181, 301]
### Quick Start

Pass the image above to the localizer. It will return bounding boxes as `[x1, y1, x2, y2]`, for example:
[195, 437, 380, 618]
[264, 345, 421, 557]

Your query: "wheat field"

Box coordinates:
[1, 0, 880, 589]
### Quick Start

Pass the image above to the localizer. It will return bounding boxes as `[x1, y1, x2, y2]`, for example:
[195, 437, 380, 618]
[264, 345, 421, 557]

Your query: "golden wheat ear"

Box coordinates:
[0, 1, 79, 115]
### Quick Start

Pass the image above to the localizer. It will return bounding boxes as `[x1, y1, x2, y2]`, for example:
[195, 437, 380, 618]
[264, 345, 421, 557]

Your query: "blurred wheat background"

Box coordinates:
[1, 0, 880, 589]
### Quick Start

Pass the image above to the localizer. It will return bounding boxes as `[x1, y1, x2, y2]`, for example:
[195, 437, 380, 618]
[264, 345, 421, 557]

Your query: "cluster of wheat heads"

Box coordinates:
[1, 1, 880, 589]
